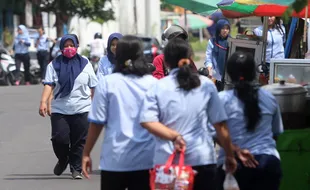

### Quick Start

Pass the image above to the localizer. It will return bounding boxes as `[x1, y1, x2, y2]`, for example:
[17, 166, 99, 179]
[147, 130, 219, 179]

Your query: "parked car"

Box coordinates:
[137, 36, 163, 63]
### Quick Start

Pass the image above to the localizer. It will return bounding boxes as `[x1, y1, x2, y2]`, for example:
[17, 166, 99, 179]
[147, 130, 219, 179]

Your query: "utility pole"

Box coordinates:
[184, 8, 188, 33]
[134, 0, 138, 34]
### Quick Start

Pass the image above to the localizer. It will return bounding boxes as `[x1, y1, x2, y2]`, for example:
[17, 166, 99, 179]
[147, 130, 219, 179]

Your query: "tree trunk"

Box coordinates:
[55, 12, 70, 37]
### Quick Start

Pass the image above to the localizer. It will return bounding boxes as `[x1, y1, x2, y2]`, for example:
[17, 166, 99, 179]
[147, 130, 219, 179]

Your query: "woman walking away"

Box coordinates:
[140, 38, 237, 190]
[82, 35, 157, 190]
[97, 33, 123, 76]
[205, 19, 230, 91]
[216, 52, 283, 190]
[39, 34, 98, 180]
[13, 25, 31, 85]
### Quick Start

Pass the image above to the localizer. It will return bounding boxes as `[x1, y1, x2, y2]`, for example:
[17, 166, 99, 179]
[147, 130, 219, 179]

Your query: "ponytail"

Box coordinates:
[235, 81, 261, 131]
[177, 64, 200, 91]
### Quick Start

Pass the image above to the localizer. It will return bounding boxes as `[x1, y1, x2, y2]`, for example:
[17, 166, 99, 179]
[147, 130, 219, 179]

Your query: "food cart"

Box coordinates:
[219, 3, 310, 189]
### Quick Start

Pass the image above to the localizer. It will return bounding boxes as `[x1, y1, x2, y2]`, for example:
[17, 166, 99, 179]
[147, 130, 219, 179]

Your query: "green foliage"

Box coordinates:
[190, 37, 208, 52]
[80, 48, 90, 58]
[283, 0, 308, 23]
[39, 0, 114, 21]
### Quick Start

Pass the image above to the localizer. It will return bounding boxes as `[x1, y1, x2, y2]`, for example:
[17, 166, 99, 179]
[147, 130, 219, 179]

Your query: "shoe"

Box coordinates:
[15, 80, 20, 86]
[53, 158, 69, 176]
[25, 82, 31, 85]
[72, 170, 83, 180]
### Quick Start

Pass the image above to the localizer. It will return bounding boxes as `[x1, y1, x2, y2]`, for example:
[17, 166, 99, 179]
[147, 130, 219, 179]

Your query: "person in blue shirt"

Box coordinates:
[139, 38, 237, 190]
[50, 37, 62, 61]
[96, 33, 123, 77]
[82, 35, 157, 190]
[13, 25, 31, 86]
[254, 17, 286, 77]
[216, 52, 284, 190]
[205, 19, 231, 91]
[39, 34, 98, 180]
[254, 17, 285, 63]
[35, 26, 55, 81]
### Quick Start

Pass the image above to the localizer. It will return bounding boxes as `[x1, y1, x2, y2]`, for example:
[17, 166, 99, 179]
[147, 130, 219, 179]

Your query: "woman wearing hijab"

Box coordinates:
[205, 19, 230, 91]
[139, 38, 237, 190]
[96, 33, 123, 76]
[39, 34, 98, 180]
[82, 35, 156, 190]
[217, 52, 283, 189]
[13, 25, 31, 86]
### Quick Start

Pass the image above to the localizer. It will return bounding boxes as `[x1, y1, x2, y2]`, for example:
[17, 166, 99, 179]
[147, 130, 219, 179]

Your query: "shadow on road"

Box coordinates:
[4, 173, 72, 180]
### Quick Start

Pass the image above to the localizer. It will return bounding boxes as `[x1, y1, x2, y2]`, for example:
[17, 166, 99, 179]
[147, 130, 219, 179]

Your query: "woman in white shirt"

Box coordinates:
[139, 38, 237, 190]
[254, 17, 286, 75]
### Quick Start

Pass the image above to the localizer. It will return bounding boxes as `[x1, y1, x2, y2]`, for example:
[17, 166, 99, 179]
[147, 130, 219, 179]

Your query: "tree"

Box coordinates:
[38, 0, 114, 37]
[160, 0, 175, 11]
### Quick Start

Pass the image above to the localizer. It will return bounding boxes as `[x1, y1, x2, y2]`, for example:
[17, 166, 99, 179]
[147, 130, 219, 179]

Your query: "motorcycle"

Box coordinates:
[0, 49, 25, 86]
[89, 55, 100, 73]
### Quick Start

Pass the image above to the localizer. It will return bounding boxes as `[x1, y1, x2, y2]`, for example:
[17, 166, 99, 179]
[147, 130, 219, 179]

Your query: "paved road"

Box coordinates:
[0, 85, 103, 190]
[0, 59, 206, 190]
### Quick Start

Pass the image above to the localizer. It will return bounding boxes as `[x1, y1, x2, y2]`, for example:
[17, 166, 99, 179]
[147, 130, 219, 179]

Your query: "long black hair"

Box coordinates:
[226, 52, 261, 131]
[114, 35, 154, 76]
[261, 17, 285, 36]
[164, 38, 200, 91]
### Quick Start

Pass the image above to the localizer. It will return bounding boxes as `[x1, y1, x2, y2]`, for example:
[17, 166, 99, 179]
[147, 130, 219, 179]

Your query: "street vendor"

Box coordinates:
[253, 17, 286, 65]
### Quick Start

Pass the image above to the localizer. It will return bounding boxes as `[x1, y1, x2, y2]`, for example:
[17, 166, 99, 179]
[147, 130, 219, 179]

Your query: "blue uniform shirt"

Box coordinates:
[96, 56, 114, 77]
[254, 26, 286, 62]
[14, 36, 31, 54]
[37, 34, 49, 51]
[44, 57, 98, 115]
[140, 69, 228, 166]
[88, 73, 157, 171]
[217, 89, 284, 165]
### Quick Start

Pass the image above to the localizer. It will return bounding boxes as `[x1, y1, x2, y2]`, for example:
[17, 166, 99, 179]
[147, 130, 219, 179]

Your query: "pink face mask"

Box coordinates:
[62, 47, 77, 58]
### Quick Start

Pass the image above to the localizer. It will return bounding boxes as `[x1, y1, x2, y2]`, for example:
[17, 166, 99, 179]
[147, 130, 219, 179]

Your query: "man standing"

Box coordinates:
[36, 27, 54, 81]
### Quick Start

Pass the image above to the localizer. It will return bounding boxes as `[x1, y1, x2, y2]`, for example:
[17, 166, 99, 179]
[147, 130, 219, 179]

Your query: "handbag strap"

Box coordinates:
[164, 150, 185, 177]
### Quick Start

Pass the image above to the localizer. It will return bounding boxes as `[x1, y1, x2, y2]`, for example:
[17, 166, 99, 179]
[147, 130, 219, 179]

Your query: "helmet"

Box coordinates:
[94, 32, 102, 39]
[162, 25, 188, 41]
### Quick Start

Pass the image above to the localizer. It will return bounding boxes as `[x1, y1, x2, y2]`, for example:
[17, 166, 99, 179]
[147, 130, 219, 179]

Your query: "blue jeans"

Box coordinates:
[217, 154, 282, 190]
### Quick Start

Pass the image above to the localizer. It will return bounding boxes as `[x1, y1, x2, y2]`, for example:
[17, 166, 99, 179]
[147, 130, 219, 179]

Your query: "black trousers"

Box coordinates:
[101, 170, 150, 190]
[100, 165, 217, 190]
[50, 112, 89, 173]
[217, 154, 282, 190]
[192, 164, 217, 190]
[15, 53, 30, 82]
[37, 50, 49, 79]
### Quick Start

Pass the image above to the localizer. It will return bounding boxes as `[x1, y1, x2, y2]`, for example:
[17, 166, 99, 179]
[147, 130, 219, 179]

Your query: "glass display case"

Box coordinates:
[269, 59, 310, 96]
[225, 38, 264, 84]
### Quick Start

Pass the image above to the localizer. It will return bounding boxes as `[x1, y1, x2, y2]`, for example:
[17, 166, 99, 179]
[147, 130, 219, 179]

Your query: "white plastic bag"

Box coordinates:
[223, 173, 239, 190]
[222, 165, 240, 190]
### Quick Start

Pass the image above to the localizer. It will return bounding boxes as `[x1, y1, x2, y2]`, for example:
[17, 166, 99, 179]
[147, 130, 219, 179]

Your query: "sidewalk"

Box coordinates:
[194, 51, 205, 69]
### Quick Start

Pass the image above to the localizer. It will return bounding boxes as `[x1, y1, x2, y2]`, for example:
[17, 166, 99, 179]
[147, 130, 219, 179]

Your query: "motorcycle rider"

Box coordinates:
[89, 32, 105, 60]
[152, 24, 197, 79]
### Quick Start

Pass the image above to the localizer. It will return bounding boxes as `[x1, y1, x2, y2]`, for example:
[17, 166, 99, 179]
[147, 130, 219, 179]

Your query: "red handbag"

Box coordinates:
[150, 150, 196, 190]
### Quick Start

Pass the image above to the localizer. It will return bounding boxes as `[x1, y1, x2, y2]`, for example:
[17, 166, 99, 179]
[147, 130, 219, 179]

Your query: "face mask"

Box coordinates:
[62, 47, 77, 58]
